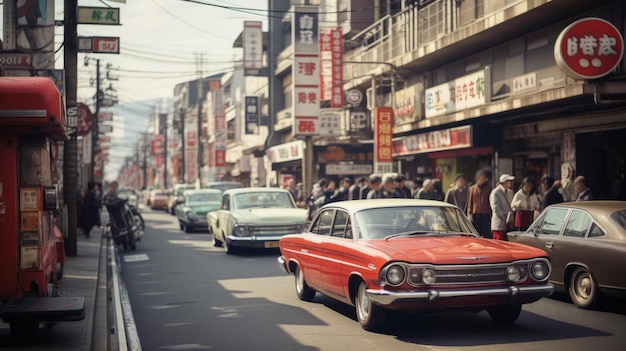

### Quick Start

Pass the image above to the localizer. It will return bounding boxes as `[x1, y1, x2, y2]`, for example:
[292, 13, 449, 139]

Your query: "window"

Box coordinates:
[312, 210, 334, 236]
[332, 211, 349, 238]
[588, 223, 606, 238]
[563, 210, 591, 238]
[610, 210, 626, 230]
[221, 195, 230, 210]
[536, 208, 568, 235]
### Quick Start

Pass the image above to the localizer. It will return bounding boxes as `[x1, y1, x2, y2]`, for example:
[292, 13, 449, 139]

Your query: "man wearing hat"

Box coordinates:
[489, 174, 515, 240]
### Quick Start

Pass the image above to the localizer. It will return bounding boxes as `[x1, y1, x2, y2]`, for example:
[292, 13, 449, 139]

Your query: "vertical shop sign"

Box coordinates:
[374, 107, 393, 174]
[330, 28, 344, 108]
[292, 6, 320, 136]
[320, 29, 332, 101]
[243, 21, 264, 76]
[244, 96, 259, 135]
[554, 17, 624, 80]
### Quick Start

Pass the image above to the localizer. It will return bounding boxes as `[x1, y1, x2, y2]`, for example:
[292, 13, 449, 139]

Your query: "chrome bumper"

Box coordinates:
[366, 284, 554, 305]
[227, 235, 284, 246]
[277, 256, 288, 274]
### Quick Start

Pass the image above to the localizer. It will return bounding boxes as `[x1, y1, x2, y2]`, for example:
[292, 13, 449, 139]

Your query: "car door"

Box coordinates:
[298, 209, 334, 291]
[216, 194, 231, 240]
[320, 209, 350, 297]
[552, 209, 595, 285]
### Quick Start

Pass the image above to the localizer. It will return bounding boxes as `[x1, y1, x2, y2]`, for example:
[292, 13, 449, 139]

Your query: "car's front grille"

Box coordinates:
[253, 225, 300, 235]
[407, 266, 508, 286]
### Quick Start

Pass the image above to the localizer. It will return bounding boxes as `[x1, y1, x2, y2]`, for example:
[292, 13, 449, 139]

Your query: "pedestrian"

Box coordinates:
[349, 177, 365, 200]
[467, 169, 493, 238]
[295, 182, 306, 208]
[432, 179, 445, 201]
[416, 179, 437, 200]
[77, 186, 85, 233]
[541, 176, 564, 210]
[411, 177, 423, 198]
[445, 173, 468, 213]
[511, 177, 541, 230]
[394, 175, 412, 198]
[574, 175, 593, 201]
[286, 179, 300, 204]
[83, 181, 102, 238]
[359, 177, 370, 199]
[381, 176, 402, 198]
[490, 174, 515, 240]
[329, 177, 351, 202]
[366, 175, 384, 199]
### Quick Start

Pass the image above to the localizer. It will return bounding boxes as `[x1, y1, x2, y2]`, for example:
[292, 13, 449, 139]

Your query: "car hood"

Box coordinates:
[361, 236, 547, 264]
[233, 208, 307, 223]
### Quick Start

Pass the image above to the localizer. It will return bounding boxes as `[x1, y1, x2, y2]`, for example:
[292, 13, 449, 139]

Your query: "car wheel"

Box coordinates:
[569, 267, 599, 309]
[224, 239, 238, 255]
[179, 221, 184, 230]
[487, 304, 521, 323]
[355, 281, 387, 331]
[294, 265, 315, 301]
[213, 234, 223, 247]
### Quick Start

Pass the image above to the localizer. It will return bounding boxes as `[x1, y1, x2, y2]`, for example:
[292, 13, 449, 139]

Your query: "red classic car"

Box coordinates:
[278, 199, 554, 331]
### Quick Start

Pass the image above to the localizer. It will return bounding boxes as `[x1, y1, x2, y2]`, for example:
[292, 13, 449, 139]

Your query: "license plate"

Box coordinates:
[265, 241, 280, 248]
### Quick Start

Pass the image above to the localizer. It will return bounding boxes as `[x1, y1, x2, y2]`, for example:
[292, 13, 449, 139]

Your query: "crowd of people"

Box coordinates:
[77, 180, 125, 238]
[301, 170, 594, 240]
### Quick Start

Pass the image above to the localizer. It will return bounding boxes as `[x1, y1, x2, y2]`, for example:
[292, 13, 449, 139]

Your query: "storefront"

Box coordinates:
[266, 140, 304, 187]
[315, 143, 374, 182]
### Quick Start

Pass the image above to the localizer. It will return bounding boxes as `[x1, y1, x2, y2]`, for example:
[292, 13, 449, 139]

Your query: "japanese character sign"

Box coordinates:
[293, 6, 320, 136]
[555, 17, 624, 80]
[374, 107, 394, 173]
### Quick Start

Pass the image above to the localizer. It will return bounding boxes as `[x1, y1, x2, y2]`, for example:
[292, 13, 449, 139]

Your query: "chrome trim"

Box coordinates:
[0, 109, 47, 118]
[366, 284, 555, 306]
[227, 235, 284, 246]
[277, 256, 289, 274]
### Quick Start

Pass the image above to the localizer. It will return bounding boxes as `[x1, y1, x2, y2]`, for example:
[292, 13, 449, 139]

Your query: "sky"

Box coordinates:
[3, 0, 269, 180]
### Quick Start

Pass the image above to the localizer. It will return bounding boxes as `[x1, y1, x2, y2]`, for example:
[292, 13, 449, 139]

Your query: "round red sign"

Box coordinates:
[555, 18, 624, 80]
[76, 103, 94, 137]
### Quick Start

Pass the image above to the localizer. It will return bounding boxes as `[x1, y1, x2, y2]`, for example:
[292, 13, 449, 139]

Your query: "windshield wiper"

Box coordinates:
[384, 230, 431, 240]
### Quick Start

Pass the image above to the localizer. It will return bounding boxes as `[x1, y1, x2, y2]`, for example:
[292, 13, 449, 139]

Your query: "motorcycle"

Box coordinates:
[105, 197, 143, 251]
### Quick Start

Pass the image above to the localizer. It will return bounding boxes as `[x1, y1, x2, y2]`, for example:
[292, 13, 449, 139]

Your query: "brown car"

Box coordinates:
[507, 201, 626, 309]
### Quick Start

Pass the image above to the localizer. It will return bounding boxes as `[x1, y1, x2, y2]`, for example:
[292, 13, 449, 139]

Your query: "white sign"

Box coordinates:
[326, 164, 373, 175]
[512, 72, 537, 93]
[266, 140, 304, 163]
[318, 112, 343, 137]
[243, 21, 263, 74]
[425, 69, 490, 118]
[99, 124, 113, 133]
[66, 106, 77, 127]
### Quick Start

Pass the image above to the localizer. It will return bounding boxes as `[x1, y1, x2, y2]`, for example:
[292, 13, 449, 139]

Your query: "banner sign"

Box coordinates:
[425, 69, 489, 118]
[292, 6, 320, 136]
[374, 107, 393, 174]
[266, 140, 304, 163]
[244, 96, 259, 134]
[330, 28, 344, 108]
[393, 126, 472, 156]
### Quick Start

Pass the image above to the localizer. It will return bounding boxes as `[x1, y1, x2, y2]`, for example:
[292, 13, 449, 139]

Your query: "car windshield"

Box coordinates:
[177, 187, 193, 195]
[354, 206, 478, 239]
[187, 193, 221, 204]
[206, 183, 242, 193]
[610, 210, 626, 230]
[233, 192, 295, 210]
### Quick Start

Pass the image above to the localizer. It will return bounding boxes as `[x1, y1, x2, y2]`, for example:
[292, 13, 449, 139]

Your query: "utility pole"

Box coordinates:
[196, 53, 204, 187]
[91, 59, 101, 182]
[63, 0, 78, 256]
[163, 123, 169, 189]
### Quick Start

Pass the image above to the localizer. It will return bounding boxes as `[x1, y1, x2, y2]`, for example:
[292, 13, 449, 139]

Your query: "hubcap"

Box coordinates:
[577, 274, 592, 299]
[357, 285, 369, 320]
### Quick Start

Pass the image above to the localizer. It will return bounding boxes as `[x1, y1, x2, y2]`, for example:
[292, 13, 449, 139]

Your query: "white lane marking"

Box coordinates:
[159, 344, 213, 350]
[64, 274, 98, 280]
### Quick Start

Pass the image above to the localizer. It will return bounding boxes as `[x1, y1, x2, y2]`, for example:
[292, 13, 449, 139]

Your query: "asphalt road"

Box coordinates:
[118, 209, 626, 351]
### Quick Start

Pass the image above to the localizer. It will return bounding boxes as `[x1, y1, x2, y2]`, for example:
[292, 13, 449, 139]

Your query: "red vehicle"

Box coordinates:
[0, 77, 85, 336]
[278, 199, 554, 331]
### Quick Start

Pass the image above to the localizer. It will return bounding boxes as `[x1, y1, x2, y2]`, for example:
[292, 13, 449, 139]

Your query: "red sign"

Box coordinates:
[374, 107, 393, 174]
[393, 126, 472, 156]
[215, 149, 226, 167]
[93, 37, 120, 54]
[151, 134, 164, 155]
[555, 17, 624, 80]
[330, 28, 344, 108]
[76, 103, 94, 136]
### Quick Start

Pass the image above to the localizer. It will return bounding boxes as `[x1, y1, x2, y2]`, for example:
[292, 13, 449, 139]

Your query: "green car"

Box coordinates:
[175, 189, 222, 233]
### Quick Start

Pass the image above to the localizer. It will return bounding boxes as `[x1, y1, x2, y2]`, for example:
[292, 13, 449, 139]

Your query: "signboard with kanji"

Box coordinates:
[292, 6, 320, 136]
[374, 107, 393, 174]
[425, 69, 490, 118]
[78, 7, 120, 25]
[554, 17, 624, 80]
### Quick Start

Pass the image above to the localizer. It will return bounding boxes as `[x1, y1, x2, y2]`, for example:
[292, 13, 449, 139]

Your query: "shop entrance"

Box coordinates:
[577, 129, 626, 200]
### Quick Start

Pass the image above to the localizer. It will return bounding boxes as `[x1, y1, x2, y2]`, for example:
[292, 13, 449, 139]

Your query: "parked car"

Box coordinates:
[118, 189, 140, 210]
[211, 187, 308, 254]
[205, 181, 243, 193]
[175, 189, 222, 233]
[168, 183, 196, 215]
[148, 189, 169, 211]
[278, 199, 554, 331]
[507, 201, 626, 309]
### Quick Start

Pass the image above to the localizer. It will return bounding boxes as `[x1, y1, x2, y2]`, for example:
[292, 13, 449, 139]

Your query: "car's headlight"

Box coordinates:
[421, 268, 436, 285]
[233, 225, 252, 236]
[186, 211, 197, 220]
[385, 265, 406, 286]
[530, 260, 550, 281]
[294, 223, 304, 232]
[506, 266, 522, 282]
